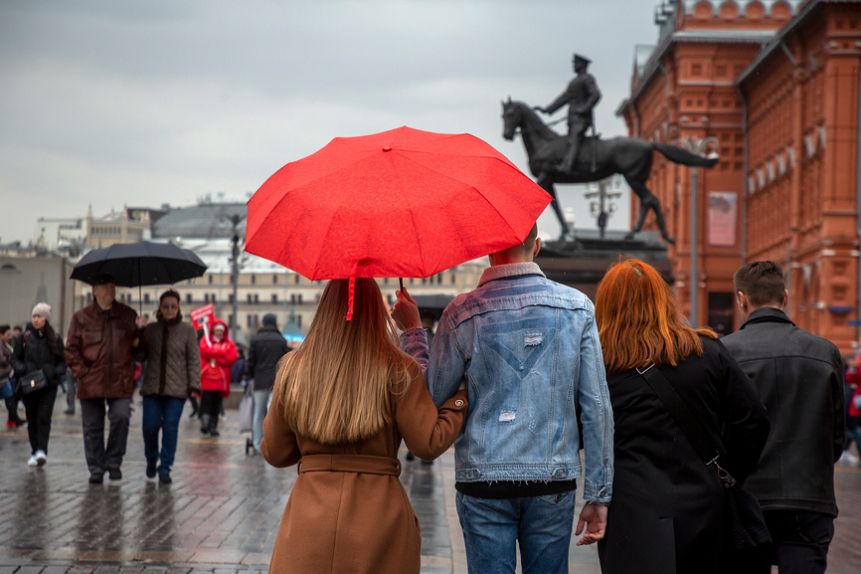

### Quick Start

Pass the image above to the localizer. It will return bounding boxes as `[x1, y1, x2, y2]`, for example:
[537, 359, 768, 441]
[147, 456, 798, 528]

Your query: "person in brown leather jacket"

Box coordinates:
[65, 274, 148, 484]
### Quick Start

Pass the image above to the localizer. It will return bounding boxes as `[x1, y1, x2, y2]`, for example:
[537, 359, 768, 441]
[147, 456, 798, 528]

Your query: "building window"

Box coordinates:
[272, 294, 278, 303]
[451, 274, 456, 285]
[144, 294, 150, 304]
[186, 294, 192, 304]
[210, 293, 216, 303]
[208, 275, 213, 285]
[228, 294, 234, 304]
[247, 314, 253, 328]
[204, 294, 209, 303]
[254, 294, 259, 304]
[297, 294, 303, 305]
[247, 294, 253, 303]
[227, 314, 233, 327]
[297, 315, 302, 329]
[294, 275, 300, 285]
[273, 274, 278, 285]
[383, 277, 389, 285]
[251, 274, 256, 285]
[253, 314, 259, 327]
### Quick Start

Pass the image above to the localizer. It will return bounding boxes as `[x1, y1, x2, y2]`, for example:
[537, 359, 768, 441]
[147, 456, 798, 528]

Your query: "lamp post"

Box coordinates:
[584, 176, 622, 239]
[224, 214, 246, 335]
[681, 136, 718, 327]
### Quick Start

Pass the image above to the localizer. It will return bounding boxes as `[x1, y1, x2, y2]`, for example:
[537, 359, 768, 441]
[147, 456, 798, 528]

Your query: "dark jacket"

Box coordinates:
[140, 314, 201, 399]
[722, 307, 844, 516]
[598, 337, 769, 574]
[246, 324, 289, 392]
[11, 328, 67, 388]
[65, 301, 148, 400]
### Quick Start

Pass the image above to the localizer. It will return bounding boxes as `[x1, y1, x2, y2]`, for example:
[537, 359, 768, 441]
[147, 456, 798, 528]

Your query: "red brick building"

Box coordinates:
[618, 0, 861, 352]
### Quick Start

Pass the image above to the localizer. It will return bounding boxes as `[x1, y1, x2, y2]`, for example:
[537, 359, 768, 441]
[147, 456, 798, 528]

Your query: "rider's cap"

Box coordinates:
[573, 53, 591, 66]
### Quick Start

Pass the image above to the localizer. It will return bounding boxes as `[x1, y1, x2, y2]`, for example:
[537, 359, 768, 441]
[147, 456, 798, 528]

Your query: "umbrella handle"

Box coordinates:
[399, 278, 404, 292]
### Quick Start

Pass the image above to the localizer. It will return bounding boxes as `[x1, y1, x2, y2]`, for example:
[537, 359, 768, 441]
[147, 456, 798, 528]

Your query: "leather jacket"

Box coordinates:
[721, 307, 845, 516]
[65, 301, 148, 399]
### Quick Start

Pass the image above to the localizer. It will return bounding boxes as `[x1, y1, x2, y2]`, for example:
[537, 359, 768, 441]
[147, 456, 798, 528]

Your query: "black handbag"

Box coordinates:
[20, 369, 48, 395]
[636, 363, 771, 551]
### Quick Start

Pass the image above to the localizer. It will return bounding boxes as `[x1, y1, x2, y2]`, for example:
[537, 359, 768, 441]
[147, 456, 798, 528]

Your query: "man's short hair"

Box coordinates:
[90, 273, 116, 286]
[734, 261, 786, 307]
[0, 325, 9, 335]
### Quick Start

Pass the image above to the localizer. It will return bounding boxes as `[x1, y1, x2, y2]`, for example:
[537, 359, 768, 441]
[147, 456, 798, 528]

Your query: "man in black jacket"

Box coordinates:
[245, 313, 288, 454]
[722, 261, 845, 574]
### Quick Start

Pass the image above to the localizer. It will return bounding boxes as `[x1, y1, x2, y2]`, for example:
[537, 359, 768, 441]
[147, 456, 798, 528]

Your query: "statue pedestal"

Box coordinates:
[535, 230, 670, 301]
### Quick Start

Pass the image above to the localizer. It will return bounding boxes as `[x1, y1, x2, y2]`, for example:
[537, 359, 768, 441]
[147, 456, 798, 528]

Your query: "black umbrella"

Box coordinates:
[71, 241, 207, 311]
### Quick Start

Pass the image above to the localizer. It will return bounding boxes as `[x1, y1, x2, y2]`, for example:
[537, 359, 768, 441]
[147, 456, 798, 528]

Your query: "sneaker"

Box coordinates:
[6, 420, 16, 428]
[108, 468, 122, 481]
[63, 409, 75, 415]
[35, 450, 46, 466]
[158, 474, 172, 484]
[209, 429, 220, 437]
[838, 450, 859, 466]
[27, 454, 38, 467]
[146, 462, 157, 479]
[200, 427, 209, 435]
[89, 474, 104, 484]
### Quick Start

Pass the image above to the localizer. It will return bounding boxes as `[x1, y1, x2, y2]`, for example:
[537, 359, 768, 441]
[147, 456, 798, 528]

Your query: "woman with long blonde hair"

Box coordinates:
[261, 278, 468, 574]
[594, 259, 769, 574]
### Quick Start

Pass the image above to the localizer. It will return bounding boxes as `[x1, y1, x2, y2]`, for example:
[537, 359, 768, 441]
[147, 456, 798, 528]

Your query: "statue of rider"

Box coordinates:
[536, 53, 602, 173]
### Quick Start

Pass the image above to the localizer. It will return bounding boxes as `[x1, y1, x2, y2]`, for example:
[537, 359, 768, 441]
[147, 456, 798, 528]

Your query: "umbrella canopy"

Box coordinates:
[245, 126, 551, 284]
[71, 241, 207, 287]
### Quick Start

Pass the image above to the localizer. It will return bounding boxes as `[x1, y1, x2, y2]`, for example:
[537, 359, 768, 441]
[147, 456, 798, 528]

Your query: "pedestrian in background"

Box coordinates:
[140, 290, 200, 484]
[65, 273, 149, 484]
[841, 356, 861, 466]
[198, 319, 237, 437]
[1, 324, 26, 428]
[594, 259, 769, 574]
[723, 261, 845, 574]
[245, 313, 288, 455]
[11, 304, 68, 467]
[262, 278, 467, 574]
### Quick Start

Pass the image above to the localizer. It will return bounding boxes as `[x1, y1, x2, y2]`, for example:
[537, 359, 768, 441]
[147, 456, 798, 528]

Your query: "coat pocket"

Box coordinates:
[82, 330, 102, 363]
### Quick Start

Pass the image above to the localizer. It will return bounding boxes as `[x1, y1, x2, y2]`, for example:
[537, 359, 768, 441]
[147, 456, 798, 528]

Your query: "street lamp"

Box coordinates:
[681, 136, 719, 327]
[584, 176, 622, 240]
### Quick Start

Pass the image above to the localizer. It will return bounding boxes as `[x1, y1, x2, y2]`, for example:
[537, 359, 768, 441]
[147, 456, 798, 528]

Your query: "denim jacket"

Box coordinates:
[401, 263, 613, 503]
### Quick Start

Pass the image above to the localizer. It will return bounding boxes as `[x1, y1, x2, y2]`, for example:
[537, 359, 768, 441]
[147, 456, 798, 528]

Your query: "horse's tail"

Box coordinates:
[652, 143, 719, 167]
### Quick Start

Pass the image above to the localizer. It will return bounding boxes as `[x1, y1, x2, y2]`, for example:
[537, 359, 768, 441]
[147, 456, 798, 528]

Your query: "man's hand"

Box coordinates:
[391, 288, 421, 331]
[575, 502, 607, 546]
[135, 315, 148, 329]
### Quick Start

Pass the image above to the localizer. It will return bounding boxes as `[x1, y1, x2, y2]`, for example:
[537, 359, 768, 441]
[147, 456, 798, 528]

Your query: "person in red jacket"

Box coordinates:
[198, 320, 237, 437]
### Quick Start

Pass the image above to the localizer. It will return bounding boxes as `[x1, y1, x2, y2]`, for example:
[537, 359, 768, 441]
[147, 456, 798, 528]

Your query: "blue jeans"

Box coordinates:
[456, 491, 576, 574]
[252, 389, 272, 450]
[142, 395, 185, 476]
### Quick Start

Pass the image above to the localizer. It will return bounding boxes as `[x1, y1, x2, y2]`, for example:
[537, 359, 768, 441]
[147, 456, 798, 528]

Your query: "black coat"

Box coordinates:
[598, 337, 769, 574]
[721, 307, 844, 516]
[246, 325, 289, 392]
[11, 328, 67, 388]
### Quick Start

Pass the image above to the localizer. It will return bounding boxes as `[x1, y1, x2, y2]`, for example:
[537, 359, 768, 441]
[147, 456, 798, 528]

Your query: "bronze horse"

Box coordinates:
[501, 99, 718, 243]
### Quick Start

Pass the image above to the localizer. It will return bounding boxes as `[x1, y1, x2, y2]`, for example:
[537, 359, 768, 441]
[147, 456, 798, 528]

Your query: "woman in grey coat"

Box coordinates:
[140, 290, 201, 483]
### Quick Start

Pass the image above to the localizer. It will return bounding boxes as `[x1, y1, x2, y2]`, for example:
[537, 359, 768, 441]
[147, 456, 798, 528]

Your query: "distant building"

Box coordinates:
[0, 246, 77, 336]
[34, 217, 87, 252]
[85, 206, 168, 249]
[618, 0, 861, 351]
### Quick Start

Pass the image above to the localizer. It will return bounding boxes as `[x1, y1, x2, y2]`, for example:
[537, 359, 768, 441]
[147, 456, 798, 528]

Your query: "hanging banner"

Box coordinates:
[708, 192, 737, 246]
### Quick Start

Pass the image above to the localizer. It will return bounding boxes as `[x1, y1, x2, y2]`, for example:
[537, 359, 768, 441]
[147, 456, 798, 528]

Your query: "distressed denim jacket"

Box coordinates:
[401, 263, 613, 503]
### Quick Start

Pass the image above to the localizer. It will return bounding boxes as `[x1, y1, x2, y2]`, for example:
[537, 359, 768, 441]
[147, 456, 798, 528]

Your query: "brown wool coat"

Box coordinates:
[140, 319, 201, 399]
[261, 360, 468, 574]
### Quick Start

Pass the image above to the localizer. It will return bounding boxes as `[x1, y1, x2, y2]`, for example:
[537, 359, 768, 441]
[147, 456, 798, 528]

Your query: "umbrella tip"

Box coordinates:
[382, 146, 392, 152]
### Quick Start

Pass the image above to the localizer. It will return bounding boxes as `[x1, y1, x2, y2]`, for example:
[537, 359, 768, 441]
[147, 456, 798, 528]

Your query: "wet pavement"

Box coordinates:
[1, 393, 860, 573]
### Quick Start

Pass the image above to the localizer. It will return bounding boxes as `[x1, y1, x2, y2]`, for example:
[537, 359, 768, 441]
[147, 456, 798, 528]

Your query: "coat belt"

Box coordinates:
[297, 454, 401, 477]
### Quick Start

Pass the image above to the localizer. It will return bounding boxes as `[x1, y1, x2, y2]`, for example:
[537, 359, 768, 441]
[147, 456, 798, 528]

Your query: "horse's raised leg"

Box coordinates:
[538, 173, 570, 240]
[624, 195, 649, 241]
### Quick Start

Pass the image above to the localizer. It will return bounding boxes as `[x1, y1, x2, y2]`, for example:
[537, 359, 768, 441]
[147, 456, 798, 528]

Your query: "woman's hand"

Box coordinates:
[391, 288, 421, 331]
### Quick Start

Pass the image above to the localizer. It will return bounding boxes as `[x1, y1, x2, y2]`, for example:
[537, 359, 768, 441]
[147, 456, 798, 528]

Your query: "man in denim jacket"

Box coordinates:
[392, 223, 613, 574]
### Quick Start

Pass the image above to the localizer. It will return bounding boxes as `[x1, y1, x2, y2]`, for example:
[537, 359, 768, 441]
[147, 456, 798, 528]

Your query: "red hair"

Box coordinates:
[595, 258, 717, 374]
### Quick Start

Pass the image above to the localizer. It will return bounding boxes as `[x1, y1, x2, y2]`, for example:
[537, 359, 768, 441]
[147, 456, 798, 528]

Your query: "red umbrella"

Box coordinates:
[246, 126, 551, 318]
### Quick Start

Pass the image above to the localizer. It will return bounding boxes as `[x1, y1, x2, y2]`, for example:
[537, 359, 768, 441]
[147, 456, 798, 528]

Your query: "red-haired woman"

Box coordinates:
[594, 259, 769, 574]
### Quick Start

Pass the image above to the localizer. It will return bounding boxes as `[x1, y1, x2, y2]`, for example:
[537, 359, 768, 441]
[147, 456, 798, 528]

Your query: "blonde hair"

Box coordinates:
[596, 258, 717, 374]
[275, 278, 413, 444]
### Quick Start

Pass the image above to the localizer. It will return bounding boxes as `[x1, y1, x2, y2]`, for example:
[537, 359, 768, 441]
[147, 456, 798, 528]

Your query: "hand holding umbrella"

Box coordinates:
[391, 288, 421, 331]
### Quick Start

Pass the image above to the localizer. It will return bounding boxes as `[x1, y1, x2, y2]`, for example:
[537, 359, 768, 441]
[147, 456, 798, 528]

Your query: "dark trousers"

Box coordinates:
[5, 384, 25, 422]
[65, 374, 77, 413]
[200, 390, 222, 432]
[735, 510, 834, 574]
[21, 385, 57, 454]
[80, 397, 131, 477]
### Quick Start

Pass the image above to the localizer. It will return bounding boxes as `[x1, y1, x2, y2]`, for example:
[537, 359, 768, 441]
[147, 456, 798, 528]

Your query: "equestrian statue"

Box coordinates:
[504, 53, 718, 244]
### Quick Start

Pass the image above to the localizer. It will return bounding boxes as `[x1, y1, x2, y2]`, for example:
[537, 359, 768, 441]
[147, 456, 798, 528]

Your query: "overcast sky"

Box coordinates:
[0, 0, 663, 244]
